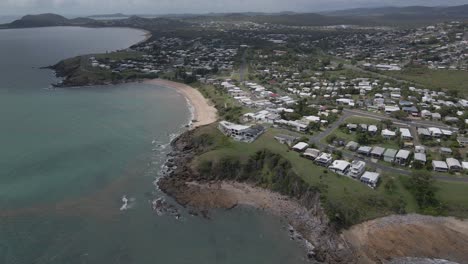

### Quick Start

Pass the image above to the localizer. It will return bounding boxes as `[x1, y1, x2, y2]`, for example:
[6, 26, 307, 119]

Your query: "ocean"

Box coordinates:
[0, 26, 307, 263]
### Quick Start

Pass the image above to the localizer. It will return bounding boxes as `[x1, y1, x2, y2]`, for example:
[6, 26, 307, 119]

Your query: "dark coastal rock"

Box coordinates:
[157, 127, 359, 264]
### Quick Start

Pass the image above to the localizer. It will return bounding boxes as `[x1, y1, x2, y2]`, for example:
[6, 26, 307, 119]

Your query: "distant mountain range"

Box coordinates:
[0, 13, 189, 31]
[0, 5, 467, 31]
[323, 5, 468, 19]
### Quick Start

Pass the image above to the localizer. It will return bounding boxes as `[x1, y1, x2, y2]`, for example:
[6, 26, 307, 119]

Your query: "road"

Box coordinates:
[309, 109, 468, 183]
[239, 49, 248, 83]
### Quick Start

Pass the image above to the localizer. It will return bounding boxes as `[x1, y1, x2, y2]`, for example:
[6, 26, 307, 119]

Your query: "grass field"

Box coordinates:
[384, 67, 468, 95]
[190, 124, 468, 222]
[192, 126, 428, 221]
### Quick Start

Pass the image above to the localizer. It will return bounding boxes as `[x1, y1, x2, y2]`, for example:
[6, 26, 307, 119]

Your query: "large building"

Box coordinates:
[218, 121, 265, 143]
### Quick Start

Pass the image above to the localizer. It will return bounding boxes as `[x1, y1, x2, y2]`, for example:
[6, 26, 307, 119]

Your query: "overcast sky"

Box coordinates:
[1, 0, 467, 15]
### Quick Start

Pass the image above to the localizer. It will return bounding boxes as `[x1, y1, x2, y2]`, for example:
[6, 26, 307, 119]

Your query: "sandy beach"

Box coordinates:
[145, 79, 218, 129]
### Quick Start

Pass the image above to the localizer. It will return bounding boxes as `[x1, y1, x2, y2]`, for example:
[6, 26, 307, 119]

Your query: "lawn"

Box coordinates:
[344, 116, 380, 125]
[191, 125, 431, 223]
[436, 180, 468, 218]
[385, 67, 468, 96]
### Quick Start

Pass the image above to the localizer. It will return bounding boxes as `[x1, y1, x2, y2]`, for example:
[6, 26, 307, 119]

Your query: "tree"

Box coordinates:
[390, 110, 408, 120]
[356, 132, 369, 145]
[407, 172, 441, 213]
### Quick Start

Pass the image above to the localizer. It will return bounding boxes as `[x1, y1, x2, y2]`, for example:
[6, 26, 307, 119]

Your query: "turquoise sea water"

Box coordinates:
[0, 27, 307, 263]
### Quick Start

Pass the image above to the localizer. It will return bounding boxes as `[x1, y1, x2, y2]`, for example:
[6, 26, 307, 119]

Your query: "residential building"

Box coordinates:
[395, 149, 411, 166]
[371, 147, 385, 159]
[384, 149, 398, 163]
[315, 153, 333, 167]
[432, 160, 449, 172]
[414, 153, 427, 164]
[328, 160, 351, 176]
[360, 172, 380, 188]
[218, 121, 265, 143]
[357, 146, 372, 156]
[292, 142, 309, 152]
[446, 158, 462, 172]
[349, 160, 366, 178]
[303, 148, 321, 160]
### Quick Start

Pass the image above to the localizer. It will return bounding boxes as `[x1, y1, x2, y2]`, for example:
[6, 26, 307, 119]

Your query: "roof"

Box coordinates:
[446, 158, 461, 168]
[304, 148, 321, 157]
[414, 153, 427, 162]
[396, 149, 411, 159]
[330, 160, 350, 171]
[357, 146, 372, 153]
[371, 146, 386, 155]
[361, 172, 380, 183]
[400, 128, 412, 138]
[384, 148, 398, 157]
[432, 160, 448, 169]
[382, 129, 396, 137]
[292, 142, 309, 150]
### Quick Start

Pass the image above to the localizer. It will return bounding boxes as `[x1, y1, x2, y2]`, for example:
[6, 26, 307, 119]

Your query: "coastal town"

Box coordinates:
[1, 1, 468, 262]
[78, 19, 468, 192]
[25, 10, 468, 263]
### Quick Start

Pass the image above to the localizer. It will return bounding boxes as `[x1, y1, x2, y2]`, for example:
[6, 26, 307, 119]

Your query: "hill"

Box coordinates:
[324, 5, 468, 20]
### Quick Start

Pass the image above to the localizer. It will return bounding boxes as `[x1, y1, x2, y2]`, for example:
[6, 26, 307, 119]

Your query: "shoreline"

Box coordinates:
[145, 79, 218, 129]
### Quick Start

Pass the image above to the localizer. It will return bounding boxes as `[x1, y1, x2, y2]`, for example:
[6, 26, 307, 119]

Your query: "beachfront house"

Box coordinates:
[349, 160, 366, 178]
[315, 153, 333, 167]
[303, 148, 321, 160]
[328, 160, 351, 176]
[292, 142, 309, 152]
[218, 121, 265, 143]
[360, 171, 380, 188]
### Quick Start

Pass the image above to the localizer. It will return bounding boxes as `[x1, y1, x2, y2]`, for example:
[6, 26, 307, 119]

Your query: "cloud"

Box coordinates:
[1, 0, 467, 15]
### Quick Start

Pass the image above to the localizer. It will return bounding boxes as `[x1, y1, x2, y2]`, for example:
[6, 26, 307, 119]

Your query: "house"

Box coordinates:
[328, 160, 351, 176]
[384, 149, 398, 163]
[381, 129, 396, 139]
[292, 142, 309, 152]
[315, 153, 333, 167]
[457, 137, 468, 147]
[303, 148, 321, 160]
[432, 160, 449, 172]
[415, 145, 426, 154]
[368, 125, 378, 135]
[395, 149, 411, 166]
[349, 160, 366, 178]
[446, 158, 462, 172]
[274, 134, 299, 146]
[400, 128, 413, 141]
[360, 172, 380, 188]
[346, 141, 360, 151]
[428, 127, 442, 138]
[462, 161, 468, 171]
[357, 146, 372, 156]
[371, 147, 385, 159]
[432, 113, 441, 121]
[347, 124, 358, 131]
[440, 147, 453, 155]
[414, 153, 427, 164]
[417, 128, 431, 139]
[385, 105, 400, 114]
[218, 121, 265, 143]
